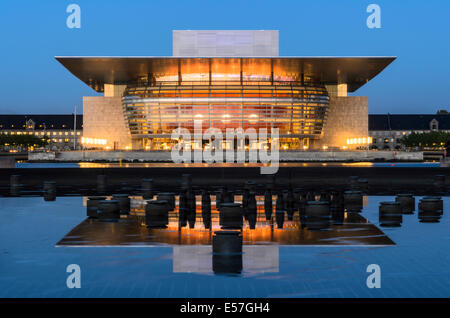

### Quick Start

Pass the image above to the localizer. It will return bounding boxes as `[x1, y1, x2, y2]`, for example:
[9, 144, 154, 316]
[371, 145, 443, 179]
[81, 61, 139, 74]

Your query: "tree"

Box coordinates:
[0, 134, 49, 149]
[436, 110, 449, 115]
[399, 131, 450, 148]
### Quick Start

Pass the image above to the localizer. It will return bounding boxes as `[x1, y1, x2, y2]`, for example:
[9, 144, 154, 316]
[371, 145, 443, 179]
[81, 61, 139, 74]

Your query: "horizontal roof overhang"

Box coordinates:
[55, 56, 396, 93]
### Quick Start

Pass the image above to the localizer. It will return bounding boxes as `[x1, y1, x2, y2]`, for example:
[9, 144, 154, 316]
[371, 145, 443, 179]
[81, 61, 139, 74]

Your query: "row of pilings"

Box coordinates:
[81, 173, 444, 230]
[2, 166, 450, 197]
[5, 172, 449, 198]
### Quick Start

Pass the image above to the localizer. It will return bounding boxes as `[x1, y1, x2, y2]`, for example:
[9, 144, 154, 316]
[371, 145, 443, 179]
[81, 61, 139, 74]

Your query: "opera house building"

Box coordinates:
[56, 30, 395, 151]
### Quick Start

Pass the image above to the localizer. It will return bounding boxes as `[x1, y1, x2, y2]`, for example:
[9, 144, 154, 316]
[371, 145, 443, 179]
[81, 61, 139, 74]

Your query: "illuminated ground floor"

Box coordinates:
[81, 93, 371, 151]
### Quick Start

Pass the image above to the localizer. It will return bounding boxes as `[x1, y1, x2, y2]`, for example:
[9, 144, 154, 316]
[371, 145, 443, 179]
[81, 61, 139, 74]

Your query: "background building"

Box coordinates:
[56, 30, 395, 151]
[0, 115, 82, 151]
[369, 114, 450, 150]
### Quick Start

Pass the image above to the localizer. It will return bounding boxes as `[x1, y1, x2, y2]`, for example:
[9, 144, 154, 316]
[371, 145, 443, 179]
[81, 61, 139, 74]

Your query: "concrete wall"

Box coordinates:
[280, 151, 423, 162]
[27, 150, 423, 162]
[104, 84, 126, 97]
[55, 151, 171, 162]
[28, 152, 56, 161]
[312, 96, 368, 149]
[0, 157, 15, 168]
[83, 96, 132, 150]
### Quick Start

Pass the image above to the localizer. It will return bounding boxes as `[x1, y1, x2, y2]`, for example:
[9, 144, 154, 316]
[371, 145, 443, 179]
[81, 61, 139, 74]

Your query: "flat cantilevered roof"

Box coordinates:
[55, 56, 396, 93]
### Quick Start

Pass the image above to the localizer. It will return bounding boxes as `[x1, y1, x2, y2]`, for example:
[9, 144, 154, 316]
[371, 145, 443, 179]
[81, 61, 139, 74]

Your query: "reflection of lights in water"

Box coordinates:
[341, 162, 374, 167]
[71, 162, 413, 169]
[59, 194, 396, 250]
[78, 195, 394, 246]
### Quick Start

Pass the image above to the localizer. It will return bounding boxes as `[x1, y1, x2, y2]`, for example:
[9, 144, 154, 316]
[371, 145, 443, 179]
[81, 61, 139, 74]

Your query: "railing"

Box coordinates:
[124, 80, 324, 90]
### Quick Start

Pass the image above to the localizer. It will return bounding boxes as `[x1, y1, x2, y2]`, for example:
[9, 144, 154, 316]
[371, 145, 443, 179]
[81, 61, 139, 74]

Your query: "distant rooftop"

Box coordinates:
[369, 114, 450, 131]
[0, 115, 82, 130]
[4, 114, 448, 131]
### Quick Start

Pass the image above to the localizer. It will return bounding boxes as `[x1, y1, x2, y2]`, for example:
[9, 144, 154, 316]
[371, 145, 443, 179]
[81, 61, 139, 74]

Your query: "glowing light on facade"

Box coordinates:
[346, 137, 373, 145]
[81, 137, 107, 145]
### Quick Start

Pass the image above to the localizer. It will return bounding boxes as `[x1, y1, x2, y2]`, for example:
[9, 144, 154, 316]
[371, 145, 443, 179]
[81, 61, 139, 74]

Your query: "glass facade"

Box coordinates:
[123, 80, 329, 150]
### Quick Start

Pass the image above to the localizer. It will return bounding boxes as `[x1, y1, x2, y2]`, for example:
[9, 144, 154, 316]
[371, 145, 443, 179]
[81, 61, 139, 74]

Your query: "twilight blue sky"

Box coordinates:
[0, 0, 449, 114]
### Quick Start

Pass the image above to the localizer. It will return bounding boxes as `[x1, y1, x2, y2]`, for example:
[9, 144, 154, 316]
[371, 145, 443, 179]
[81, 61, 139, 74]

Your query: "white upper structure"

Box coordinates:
[173, 30, 279, 57]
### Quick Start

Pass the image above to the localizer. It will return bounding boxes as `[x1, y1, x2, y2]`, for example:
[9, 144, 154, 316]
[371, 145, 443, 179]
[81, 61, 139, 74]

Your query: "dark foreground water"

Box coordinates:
[0, 195, 449, 298]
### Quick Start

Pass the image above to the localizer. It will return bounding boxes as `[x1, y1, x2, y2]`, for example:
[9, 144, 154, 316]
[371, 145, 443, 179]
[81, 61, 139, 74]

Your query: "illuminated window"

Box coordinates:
[81, 137, 107, 145]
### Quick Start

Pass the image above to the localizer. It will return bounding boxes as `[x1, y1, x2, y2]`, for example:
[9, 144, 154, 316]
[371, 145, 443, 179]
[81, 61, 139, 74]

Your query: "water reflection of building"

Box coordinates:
[59, 195, 394, 247]
[172, 245, 279, 274]
[56, 30, 395, 151]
